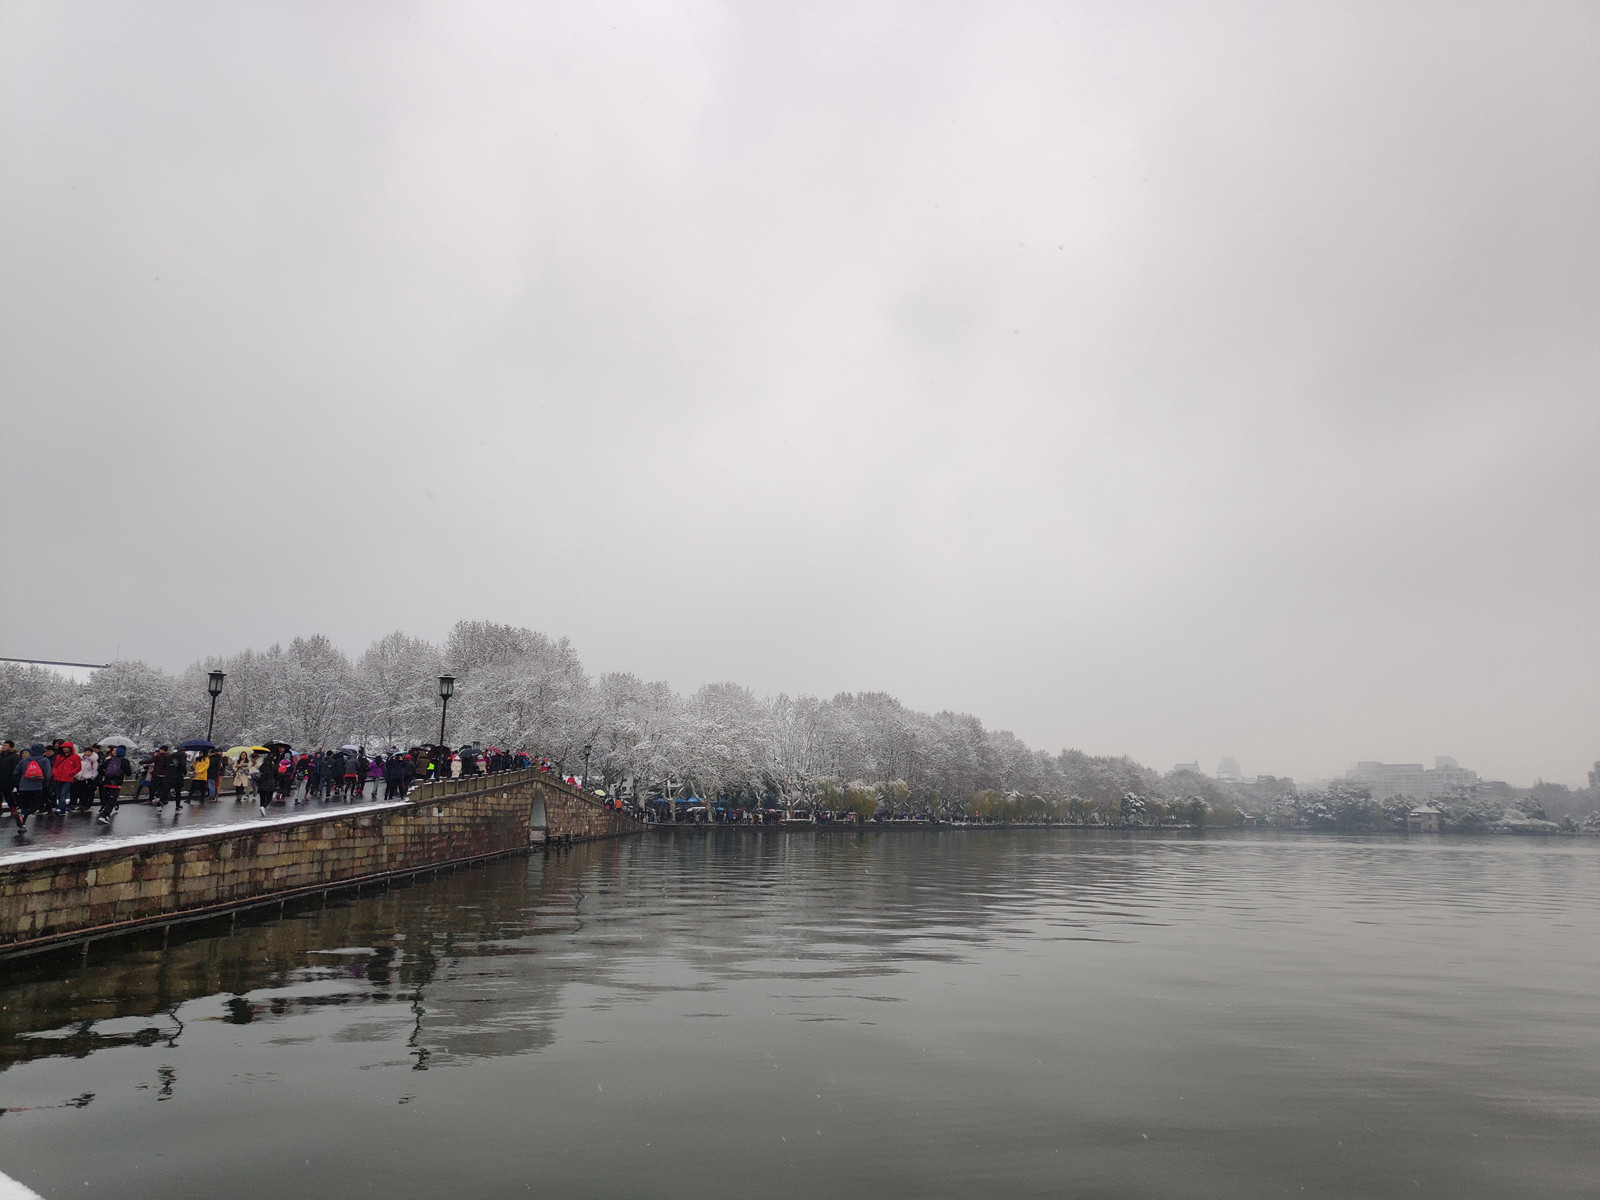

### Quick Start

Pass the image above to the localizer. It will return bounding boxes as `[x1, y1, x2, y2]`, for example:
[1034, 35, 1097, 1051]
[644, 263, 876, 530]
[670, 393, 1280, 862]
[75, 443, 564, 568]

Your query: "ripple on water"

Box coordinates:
[0, 831, 1596, 1200]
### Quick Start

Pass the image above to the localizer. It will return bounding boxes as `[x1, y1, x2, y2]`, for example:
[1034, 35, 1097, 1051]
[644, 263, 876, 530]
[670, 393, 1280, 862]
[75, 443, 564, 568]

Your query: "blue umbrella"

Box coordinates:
[178, 738, 215, 752]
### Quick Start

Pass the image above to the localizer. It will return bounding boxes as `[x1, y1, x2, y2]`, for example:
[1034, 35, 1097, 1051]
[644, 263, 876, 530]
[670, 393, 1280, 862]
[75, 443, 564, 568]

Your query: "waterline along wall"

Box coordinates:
[0, 770, 639, 959]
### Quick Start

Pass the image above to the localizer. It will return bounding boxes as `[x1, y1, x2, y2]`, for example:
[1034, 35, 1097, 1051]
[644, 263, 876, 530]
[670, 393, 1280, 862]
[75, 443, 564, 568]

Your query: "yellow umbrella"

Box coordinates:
[225, 745, 270, 757]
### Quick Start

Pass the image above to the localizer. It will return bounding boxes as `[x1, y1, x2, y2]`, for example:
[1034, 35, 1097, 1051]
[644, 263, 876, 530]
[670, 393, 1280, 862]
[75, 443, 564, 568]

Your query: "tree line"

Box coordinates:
[5, 620, 1593, 826]
[1, 621, 1189, 818]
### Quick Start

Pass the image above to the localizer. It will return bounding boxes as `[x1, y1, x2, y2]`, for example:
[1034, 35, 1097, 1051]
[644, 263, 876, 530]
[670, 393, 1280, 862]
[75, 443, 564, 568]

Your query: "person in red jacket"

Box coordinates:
[51, 741, 81, 816]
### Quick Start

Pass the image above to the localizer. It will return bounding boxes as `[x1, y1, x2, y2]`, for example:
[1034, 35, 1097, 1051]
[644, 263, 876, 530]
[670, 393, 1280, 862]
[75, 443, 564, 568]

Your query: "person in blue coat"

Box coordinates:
[382, 752, 408, 800]
[13, 743, 53, 833]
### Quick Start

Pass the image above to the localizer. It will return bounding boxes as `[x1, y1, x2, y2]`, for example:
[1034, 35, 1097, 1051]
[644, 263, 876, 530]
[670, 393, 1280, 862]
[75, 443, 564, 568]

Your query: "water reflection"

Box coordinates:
[0, 853, 568, 1075]
[3, 830, 1161, 1074]
[6, 830, 1594, 1075]
[1, 831, 1597, 1200]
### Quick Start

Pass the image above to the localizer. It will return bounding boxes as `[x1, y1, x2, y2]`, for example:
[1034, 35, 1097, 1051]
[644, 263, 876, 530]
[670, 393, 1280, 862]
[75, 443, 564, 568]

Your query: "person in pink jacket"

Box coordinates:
[74, 746, 100, 812]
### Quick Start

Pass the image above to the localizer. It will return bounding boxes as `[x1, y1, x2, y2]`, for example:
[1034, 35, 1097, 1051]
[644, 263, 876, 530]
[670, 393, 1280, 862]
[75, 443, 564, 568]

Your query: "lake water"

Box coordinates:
[1, 830, 1596, 1199]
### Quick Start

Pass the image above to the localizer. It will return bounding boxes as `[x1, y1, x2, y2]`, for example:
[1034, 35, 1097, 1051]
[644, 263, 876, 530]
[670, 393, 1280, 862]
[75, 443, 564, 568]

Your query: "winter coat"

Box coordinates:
[52, 747, 81, 783]
[0, 748, 19, 788]
[165, 753, 187, 782]
[16, 746, 52, 792]
[77, 751, 99, 781]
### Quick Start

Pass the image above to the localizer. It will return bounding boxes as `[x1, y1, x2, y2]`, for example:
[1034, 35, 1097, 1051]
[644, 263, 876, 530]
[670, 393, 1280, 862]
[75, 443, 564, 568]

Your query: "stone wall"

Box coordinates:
[0, 769, 639, 957]
[537, 780, 642, 841]
[409, 770, 642, 844]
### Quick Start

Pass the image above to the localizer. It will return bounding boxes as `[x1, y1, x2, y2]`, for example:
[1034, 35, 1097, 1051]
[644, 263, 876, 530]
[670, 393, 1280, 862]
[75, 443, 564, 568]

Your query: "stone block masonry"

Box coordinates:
[539, 782, 642, 842]
[0, 769, 640, 959]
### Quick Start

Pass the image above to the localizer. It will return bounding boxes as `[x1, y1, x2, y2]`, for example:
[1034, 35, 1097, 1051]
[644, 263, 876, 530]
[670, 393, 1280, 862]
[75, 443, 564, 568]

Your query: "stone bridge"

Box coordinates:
[413, 768, 641, 846]
[0, 769, 640, 960]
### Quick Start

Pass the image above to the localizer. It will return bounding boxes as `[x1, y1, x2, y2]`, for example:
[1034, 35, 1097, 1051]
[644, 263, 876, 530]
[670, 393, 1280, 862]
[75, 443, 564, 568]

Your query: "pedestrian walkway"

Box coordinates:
[1, 794, 403, 864]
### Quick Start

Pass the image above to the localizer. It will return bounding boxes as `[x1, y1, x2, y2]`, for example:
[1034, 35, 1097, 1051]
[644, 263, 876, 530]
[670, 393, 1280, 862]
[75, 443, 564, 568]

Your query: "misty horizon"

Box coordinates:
[0, 620, 1586, 791]
[3, 3, 1595, 791]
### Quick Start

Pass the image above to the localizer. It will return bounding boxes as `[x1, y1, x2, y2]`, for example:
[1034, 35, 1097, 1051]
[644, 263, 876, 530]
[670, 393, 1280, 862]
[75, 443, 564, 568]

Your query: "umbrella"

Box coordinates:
[225, 745, 270, 757]
[339, 743, 361, 752]
[98, 735, 137, 748]
[178, 738, 215, 752]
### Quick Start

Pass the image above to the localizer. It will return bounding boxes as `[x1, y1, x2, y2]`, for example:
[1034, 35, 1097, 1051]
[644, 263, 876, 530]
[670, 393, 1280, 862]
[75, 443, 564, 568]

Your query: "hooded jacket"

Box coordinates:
[52, 744, 81, 784]
[16, 745, 52, 792]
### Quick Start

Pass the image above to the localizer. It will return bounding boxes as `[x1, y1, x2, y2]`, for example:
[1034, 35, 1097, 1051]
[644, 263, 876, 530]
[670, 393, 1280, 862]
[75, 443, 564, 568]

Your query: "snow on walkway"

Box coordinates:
[1, 794, 410, 867]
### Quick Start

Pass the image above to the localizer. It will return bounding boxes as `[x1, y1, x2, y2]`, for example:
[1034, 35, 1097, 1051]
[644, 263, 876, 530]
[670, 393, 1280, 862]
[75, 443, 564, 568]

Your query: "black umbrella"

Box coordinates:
[178, 738, 215, 752]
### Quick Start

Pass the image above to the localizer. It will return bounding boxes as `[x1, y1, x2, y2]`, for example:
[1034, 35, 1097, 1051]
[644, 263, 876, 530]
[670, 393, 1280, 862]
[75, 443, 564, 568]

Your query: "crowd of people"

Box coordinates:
[2, 738, 582, 835]
[236, 743, 548, 814]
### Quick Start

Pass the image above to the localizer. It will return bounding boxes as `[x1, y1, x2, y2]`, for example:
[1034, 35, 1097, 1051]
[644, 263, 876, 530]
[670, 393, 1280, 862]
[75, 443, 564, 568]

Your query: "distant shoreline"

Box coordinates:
[643, 822, 1597, 839]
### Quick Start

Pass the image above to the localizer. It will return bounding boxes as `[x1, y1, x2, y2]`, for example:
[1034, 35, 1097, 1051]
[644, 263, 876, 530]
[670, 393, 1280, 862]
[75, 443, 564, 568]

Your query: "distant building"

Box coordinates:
[1406, 805, 1443, 833]
[1346, 759, 1478, 800]
[1217, 757, 1244, 783]
[1172, 761, 1201, 775]
[1589, 761, 1599, 790]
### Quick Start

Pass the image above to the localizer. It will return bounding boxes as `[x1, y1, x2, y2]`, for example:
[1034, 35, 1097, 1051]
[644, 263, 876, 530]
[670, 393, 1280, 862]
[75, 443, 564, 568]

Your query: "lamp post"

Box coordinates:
[206, 670, 226, 743]
[582, 743, 592, 790]
[437, 675, 455, 748]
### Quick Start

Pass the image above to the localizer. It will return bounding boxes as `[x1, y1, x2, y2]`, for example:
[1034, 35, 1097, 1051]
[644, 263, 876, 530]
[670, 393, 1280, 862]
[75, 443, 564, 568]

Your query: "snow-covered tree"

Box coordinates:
[72, 660, 175, 745]
[354, 631, 445, 747]
[453, 628, 591, 764]
[679, 682, 764, 804]
[0, 663, 79, 743]
[765, 693, 833, 810]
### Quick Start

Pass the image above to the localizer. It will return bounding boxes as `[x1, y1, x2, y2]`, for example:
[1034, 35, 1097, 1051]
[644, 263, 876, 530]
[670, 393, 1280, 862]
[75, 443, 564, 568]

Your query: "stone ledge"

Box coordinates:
[1, 771, 641, 956]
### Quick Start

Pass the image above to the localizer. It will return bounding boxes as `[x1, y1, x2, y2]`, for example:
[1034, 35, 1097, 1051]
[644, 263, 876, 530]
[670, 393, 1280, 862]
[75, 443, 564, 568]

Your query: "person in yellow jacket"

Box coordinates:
[190, 752, 210, 804]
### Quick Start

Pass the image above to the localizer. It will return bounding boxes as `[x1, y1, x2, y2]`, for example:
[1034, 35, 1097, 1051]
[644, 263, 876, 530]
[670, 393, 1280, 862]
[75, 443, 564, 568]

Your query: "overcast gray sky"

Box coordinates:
[3, 1, 1596, 786]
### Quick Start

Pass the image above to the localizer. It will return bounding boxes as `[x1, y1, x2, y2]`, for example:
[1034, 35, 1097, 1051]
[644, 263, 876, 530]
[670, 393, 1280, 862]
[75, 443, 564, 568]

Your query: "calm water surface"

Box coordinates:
[1, 831, 1596, 1198]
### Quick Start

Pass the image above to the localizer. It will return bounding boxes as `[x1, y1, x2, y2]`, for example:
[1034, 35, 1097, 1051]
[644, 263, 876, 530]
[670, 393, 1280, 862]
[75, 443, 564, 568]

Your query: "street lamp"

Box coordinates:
[437, 675, 455, 748]
[582, 743, 592, 790]
[206, 670, 226, 742]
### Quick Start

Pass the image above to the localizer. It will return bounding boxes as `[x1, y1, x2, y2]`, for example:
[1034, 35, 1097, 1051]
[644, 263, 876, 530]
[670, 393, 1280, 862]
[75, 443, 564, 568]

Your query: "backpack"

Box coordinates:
[22, 758, 43, 781]
[104, 756, 125, 781]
